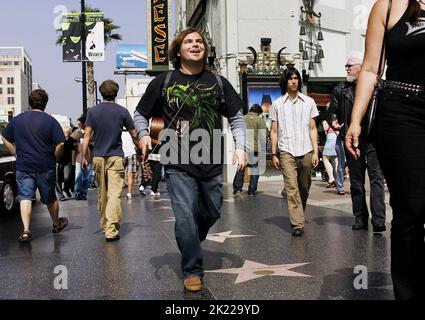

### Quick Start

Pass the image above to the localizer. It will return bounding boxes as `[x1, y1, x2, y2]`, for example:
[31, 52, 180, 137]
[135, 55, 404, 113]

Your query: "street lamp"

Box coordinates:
[80, 0, 87, 115]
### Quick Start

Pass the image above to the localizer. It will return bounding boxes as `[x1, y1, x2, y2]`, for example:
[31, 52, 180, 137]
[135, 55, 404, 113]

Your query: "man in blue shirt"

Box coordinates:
[82, 80, 138, 242]
[1, 89, 69, 242]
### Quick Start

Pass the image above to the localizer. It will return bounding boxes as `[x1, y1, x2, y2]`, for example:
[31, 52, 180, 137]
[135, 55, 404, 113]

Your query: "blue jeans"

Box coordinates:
[165, 167, 223, 278]
[16, 169, 57, 205]
[75, 163, 92, 197]
[335, 136, 345, 191]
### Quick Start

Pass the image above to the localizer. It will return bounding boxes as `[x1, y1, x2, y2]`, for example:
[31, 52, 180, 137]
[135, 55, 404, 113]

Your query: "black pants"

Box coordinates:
[140, 160, 162, 193]
[233, 151, 260, 193]
[376, 87, 425, 300]
[345, 143, 386, 227]
[55, 162, 74, 196]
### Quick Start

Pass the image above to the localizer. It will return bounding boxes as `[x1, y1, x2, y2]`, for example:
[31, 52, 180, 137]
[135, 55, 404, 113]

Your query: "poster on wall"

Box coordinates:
[247, 84, 282, 160]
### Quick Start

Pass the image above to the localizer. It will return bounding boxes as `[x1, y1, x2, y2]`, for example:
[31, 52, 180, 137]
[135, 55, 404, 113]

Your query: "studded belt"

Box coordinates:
[384, 80, 425, 95]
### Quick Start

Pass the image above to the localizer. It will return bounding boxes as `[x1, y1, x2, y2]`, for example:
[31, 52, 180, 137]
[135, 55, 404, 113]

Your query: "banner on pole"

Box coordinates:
[62, 13, 82, 62]
[61, 12, 105, 62]
[85, 13, 105, 62]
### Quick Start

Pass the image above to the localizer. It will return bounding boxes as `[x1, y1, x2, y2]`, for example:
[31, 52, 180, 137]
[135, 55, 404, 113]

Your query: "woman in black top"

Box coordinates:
[346, 0, 425, 300]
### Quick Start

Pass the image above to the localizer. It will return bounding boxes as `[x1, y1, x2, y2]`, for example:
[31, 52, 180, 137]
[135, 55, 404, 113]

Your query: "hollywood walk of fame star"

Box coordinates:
[206, 260, 311, 284]
[206, 231, 255, 243]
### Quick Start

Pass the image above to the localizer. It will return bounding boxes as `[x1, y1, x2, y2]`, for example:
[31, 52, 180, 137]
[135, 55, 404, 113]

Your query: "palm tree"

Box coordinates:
[56, 7, 122, 108]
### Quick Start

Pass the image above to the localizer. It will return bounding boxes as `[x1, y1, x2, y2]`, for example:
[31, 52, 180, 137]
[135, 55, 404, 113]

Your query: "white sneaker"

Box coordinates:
[139, 186, 146, 195]
[126, 193, 132, 200]
[150, 191, 160, 196]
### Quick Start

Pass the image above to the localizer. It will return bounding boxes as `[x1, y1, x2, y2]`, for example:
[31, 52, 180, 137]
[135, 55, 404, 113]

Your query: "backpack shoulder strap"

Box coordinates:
[161, 70, 173, 99]
[214, 74, 226, 104]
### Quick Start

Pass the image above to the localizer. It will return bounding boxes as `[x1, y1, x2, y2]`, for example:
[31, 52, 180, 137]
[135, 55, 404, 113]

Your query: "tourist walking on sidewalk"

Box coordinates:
[322, 119, 338, 189]
[270, 67, 319, 237]
[81, 80, 139, 242]
[135, 27, 247, 292]
[72, 115, 92, 200]
[57, 126, 74, 200]
[1, 89, 68, 242]
[328, 51, 386, 232]
[232, 104, 267, 196]
[121, 129, 140, 200]
[346, 0, 424, 300]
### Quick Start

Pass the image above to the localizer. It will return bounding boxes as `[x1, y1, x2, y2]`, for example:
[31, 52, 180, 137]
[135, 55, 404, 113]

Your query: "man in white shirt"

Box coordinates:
[270, 67, 319, 237]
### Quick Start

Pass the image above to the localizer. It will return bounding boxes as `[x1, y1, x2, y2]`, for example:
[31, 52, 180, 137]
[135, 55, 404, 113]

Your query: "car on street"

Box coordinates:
[0, 133, 18, 215]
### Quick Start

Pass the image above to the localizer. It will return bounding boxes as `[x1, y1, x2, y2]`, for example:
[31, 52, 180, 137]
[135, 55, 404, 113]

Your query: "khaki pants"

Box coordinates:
[93, 156, 125, 237]
[280, 151, 312, 229]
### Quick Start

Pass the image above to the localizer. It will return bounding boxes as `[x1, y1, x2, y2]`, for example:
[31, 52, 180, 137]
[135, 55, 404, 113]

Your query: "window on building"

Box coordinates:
[7, 87, 14, 95]
[7, 77, 14, 85]
[0, 77, 2, 84]
[0, 88, 2, 94]
[7, 97, 15, 105]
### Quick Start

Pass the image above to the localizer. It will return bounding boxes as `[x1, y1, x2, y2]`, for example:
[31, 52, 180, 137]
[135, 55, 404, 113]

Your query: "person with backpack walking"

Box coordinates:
[134, 28, 247, 292]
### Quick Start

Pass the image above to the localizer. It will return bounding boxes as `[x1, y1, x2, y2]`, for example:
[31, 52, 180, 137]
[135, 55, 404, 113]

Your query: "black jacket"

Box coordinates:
[327, 81, 366, 141]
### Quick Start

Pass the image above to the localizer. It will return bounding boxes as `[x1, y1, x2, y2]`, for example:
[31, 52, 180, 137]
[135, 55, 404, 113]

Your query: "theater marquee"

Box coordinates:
[147, 0, 171, 73]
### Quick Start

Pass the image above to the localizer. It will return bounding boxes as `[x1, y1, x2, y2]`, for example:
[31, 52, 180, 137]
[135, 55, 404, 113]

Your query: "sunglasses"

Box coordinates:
[345, 64, 360, 69]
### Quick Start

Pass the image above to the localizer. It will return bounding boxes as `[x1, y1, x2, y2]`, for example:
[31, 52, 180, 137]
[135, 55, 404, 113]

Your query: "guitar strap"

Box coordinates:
[161, 71, 173, 99]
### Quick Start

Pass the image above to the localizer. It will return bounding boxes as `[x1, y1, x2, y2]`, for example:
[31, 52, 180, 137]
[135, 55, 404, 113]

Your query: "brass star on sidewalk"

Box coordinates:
[206, 231, 255, 243]
[206, 260, 312, 284]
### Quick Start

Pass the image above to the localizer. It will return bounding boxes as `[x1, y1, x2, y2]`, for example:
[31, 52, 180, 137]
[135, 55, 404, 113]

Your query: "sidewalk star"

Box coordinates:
[206, 231, 255, 243]
[206, 260, 312, 284]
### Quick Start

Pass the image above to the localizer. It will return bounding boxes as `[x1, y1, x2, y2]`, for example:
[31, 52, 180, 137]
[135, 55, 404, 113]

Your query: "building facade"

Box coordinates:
[0, 47, 33, 122]
[116, 77, 154, 118]
[174, 0, 374, 182]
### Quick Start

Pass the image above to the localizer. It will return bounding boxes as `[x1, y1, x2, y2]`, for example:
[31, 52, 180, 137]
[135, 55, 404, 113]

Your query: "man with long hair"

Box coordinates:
[134, 27, 247, 292]
[270, 67, 319, 237]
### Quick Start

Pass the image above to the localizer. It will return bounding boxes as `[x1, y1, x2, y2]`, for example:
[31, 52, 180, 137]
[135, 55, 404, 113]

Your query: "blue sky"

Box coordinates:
[1, 0, 174, 122]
